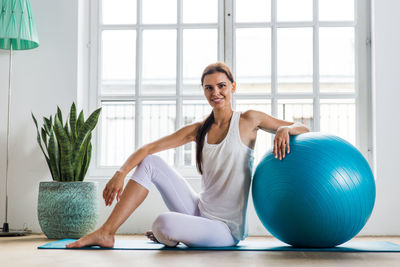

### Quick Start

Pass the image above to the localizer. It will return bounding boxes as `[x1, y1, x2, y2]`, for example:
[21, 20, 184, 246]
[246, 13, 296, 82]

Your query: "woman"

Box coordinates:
[67, 62, 309, 248]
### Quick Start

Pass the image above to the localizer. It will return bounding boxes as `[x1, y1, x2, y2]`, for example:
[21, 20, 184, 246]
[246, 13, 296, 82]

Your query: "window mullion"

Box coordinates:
[313, 0, 320, 132]
[135, 0, 143, 150]
[218, 0, 225, 62]
[176, 0, 183, 166]
[224, 0, 234, 109]
[224, 0, 233, 69]
[91, 0, 101, 174]
[356, 0, 372, 163]
[271, 0, 277, 118]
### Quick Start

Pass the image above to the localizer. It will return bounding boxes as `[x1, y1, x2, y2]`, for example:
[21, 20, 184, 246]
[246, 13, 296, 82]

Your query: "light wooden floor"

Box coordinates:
[1, 234, 400, 267]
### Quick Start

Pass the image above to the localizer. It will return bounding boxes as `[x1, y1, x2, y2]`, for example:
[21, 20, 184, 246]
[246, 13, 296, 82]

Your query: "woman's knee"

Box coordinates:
[151, 212, 178, 246]
[141, 154, 162, 167]
[152, 213, 174, 234]
[138, 154, 164, 177]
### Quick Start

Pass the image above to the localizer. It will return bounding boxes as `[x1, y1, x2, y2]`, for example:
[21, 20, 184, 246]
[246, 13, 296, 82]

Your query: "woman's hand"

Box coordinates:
[274, 126, 290, 160]
[103, 170, 126, 206]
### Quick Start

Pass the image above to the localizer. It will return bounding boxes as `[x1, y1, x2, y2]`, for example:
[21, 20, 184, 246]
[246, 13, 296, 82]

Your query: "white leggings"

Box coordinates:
[130, 154, 238, 247]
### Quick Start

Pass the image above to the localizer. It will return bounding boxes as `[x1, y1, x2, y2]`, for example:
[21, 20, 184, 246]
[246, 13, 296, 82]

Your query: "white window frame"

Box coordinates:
[86, 0, 372, 179]
[229, 0, 371, 162]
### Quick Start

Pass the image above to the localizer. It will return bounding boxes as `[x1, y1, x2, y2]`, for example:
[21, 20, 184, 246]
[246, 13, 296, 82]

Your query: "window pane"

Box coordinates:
[319, 27, 355, 93]
[100, 101, 135, 166]
[236, 99, 272, 167]
[278, 99, 313, 130]
[101, 30, 136, 95]
[142, 0, 177, 24]
[319, 0, 354, 21]
[102, 0, 136, 25]
[142, 30, 176, 95]
[277, 0, 313, 22]
[235, 0, 271, 23]
[183, 29, 218, 95]
[142, 101, 176, 165]
[236, 28, 271, 94]
[182, 100, 212, 166]
[320, 99, 355, 145]
[183, 0, 218, 23]
[277, 28, 313, 93]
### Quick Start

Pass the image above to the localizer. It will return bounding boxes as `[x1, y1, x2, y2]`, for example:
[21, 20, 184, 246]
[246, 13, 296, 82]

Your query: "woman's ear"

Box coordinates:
[232, 81, 237, 94]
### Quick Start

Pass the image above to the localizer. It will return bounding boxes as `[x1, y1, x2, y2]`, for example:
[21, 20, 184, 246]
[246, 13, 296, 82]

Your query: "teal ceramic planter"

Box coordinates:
[38, 181, 98, 239]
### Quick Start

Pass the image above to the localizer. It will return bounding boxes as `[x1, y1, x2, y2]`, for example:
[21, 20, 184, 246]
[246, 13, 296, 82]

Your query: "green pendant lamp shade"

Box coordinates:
[0, 0, 39, 50]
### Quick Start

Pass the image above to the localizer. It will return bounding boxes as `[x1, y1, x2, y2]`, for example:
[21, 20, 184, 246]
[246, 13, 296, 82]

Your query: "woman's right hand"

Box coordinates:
[103, 170, 126, 206]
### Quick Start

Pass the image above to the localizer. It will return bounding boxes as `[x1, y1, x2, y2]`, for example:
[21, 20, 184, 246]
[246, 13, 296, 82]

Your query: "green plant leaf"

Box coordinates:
[32, 113, 49, 159]
[53, 116, 74, 181]
[69, 102, 77, 143]
[43, 117, 52, 135]
[79, 141, 92, 181]
[57, 106, 63, 126]
[72, 108, 101, 175]
[76, 110, 84, 133]
[75, 133, 91, 181]
[47, 129, 60, 181]
[41, 127, 48, 148]
[32, 113, 52, 178]
[64, 121, 72, 142]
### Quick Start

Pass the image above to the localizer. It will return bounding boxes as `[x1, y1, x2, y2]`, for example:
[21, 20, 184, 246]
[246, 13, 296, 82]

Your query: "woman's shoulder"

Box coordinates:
[239, 109, 260, 122]
[238, 109, 267, 129]
[192, 121, 204, 129]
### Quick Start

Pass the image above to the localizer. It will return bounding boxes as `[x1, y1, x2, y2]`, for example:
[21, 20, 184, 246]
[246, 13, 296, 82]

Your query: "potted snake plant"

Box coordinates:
[32, 103, 101, 239]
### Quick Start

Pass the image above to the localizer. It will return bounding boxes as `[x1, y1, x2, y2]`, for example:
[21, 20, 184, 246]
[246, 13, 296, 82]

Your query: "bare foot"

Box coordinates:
[145, 230, 160, 243]
[66, 228, 115, 248]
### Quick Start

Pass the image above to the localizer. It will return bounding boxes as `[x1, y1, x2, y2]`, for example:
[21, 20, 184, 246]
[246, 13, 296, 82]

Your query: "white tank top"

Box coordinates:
[198, 111, 254, 241]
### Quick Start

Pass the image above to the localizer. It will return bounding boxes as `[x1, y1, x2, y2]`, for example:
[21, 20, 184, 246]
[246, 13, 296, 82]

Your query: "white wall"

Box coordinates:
[0, 0, 399, 235]
[361, 0, 400, 235]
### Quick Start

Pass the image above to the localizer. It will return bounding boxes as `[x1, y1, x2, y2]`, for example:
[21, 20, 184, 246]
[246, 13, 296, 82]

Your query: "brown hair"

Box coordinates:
[195, 62, 235, 174]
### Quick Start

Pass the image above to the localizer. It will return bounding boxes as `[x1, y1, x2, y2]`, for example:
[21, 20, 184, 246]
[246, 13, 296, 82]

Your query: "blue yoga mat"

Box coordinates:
[38, 239, 400, 252]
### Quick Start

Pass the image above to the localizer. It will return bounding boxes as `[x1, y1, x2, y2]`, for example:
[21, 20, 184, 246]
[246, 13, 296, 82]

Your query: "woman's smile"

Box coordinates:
[212, 97, 224, 104]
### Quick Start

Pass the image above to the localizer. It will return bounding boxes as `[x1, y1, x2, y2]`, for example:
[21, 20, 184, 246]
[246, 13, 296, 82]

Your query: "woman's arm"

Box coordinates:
[244, 110, 310, 160]
[118, 122, 200, 176]
[103, 122, 201, 206]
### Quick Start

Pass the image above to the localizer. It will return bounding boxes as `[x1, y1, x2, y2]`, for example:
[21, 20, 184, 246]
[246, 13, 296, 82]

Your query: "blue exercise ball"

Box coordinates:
[252, 132, 375, 248]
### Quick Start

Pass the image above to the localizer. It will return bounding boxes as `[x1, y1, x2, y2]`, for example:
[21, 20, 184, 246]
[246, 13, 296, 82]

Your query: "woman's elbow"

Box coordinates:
[300, 124, 311, 133]
[291, 122, 310, 134]
[139, 144, 153, 155]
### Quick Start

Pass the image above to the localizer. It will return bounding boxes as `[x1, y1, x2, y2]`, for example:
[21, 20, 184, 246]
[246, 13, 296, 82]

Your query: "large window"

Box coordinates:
[89, 0, 370, 177]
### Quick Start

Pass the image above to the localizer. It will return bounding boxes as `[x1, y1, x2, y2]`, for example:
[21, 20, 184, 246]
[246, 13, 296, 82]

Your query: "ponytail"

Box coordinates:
[195, 112, 214, 174]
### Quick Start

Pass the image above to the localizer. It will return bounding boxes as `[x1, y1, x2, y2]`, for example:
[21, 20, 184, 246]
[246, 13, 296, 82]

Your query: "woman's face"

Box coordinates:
[202, 72, 236, 110]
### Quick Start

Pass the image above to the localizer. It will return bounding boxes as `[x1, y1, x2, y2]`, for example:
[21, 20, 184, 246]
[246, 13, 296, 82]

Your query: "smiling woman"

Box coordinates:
[67, 62, 309, 249]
